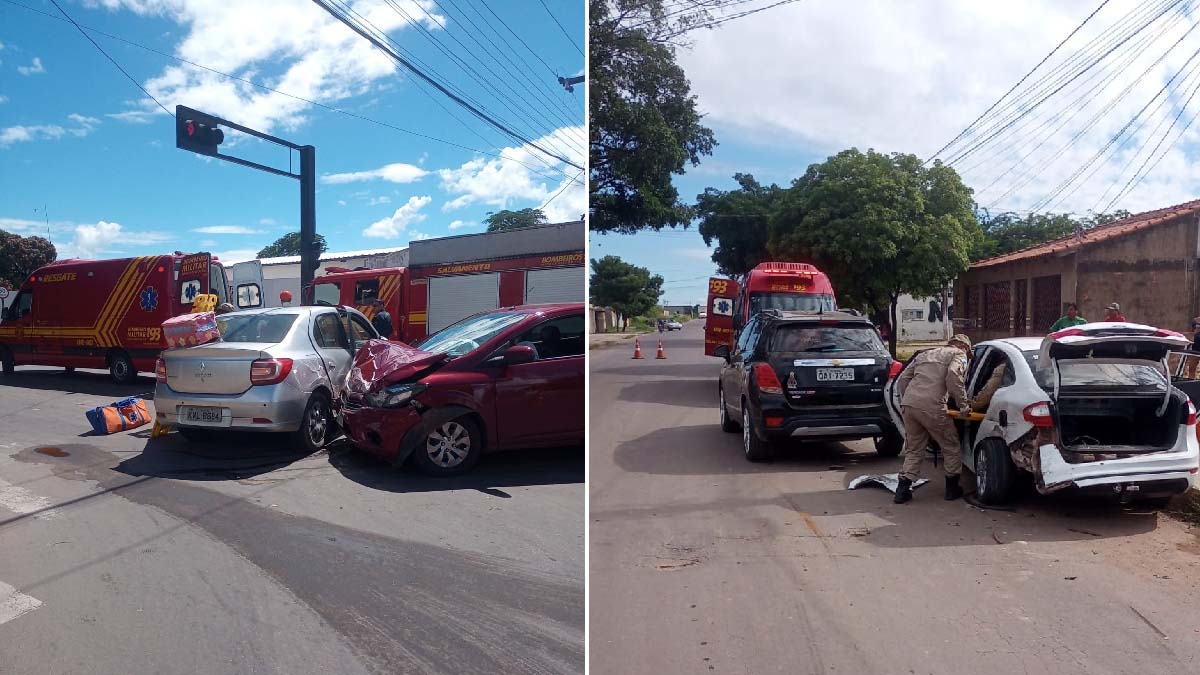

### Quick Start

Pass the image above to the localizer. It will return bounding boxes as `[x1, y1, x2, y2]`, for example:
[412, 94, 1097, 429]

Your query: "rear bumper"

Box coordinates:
[1038, 428, 1199, 492]
[153, 382, 307, 432]
[754, 399, 894, 441]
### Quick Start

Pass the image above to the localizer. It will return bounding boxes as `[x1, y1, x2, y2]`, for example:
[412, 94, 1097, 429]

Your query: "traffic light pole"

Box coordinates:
[175, 105, 318, 304]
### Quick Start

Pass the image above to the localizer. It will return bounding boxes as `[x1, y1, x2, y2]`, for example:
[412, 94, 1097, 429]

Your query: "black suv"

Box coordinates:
[715, 310, 903, 461]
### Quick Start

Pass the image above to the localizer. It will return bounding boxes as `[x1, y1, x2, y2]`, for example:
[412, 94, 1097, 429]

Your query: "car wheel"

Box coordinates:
[108, 351, 136, 385]
[742, 405, 771, 462]
[974, 438, 1015, 505]
[176, 427, 213, 442]
[412, 416, 482, 476]
[719, 385, 739, 433]
[292, 392, 332, 452]
[874, 429, 903, 457]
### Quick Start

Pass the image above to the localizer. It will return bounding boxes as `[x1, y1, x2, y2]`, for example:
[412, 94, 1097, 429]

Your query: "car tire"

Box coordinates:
[875, 429, 903, 457]
[0, 347, 13, 376]
[65, 366, 76, 374]
[176, 427, 213, 442]
[412, 416, 483, 476]
[974, 438, 1015, 505]
[742, 405, 771, 462]
[719, 385, 739, 433]
[292, 392, 332, 453]
[108, 350, 136, 385]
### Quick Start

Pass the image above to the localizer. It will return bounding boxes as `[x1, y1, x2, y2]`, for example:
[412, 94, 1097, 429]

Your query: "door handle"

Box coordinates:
[998, 410, 1008, 427]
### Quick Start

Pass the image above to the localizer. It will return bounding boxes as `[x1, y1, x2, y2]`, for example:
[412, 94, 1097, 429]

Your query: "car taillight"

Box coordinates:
[1023, 401, 1053, 428]
[156, 358, 167, 383]
[1187, 400, 1196, 426]
[1156, 328, 1187, 339]
[1049, 328, 1086, 339]
[887, 361, 903, 380]
[753, 363, 784, 395]
[250, 358, 293, 385]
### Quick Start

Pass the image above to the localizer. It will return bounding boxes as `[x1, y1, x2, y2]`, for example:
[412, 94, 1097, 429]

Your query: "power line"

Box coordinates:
[539, 169, 584, 210]
[1, 0, 578, 185]
[309, 0, 584, 171]
[44, 0, 172, 117]
[536, 0, 584, 56]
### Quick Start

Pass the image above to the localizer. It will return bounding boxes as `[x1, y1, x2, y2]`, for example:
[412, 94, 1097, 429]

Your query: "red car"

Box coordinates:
[341, 304, 585, 475]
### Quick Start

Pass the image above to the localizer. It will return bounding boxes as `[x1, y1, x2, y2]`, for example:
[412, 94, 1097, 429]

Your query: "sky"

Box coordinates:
[0, 0, 585, 266]
[597, 0, 1200, 306]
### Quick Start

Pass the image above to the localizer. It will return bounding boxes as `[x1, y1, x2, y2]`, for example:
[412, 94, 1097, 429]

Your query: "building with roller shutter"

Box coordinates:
[954, 200, 1200, 343]
[406, 220, 585, 336]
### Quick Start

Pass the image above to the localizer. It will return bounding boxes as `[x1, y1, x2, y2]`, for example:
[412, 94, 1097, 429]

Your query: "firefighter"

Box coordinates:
[371, 299, 394, 339]
[894, 334, 972, 504]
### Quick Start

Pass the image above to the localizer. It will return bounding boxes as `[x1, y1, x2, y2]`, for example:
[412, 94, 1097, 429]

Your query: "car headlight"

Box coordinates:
[365, 383, 427, 408]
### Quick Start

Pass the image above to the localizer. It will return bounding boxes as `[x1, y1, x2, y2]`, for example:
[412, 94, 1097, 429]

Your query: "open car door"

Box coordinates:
[704, 277, 739, 357]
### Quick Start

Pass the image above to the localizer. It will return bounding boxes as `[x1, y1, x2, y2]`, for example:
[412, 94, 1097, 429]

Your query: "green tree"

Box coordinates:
[257, 232, 328, 259]
[0, 230, 56, 291]
[485, 208, 549, 232]
[590, 255, 664, 330]
[770, 149, 978, 356]
[589, 0, 716, 233]
[696, 173, 784, 276]
[972, 208, 1133, 260]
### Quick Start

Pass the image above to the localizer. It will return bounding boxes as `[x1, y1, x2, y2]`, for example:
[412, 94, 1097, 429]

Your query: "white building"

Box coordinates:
[895, 293, 953, 343]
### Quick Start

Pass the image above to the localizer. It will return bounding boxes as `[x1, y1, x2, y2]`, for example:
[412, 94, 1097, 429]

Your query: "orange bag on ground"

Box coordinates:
[85, 397, 151, 435]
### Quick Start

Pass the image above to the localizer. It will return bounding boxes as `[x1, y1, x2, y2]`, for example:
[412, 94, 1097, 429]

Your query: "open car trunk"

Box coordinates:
[1055, 390, 1186, 454]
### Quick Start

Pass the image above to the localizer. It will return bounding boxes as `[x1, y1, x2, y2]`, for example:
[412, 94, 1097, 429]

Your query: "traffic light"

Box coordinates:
[176, 114, 224, 155]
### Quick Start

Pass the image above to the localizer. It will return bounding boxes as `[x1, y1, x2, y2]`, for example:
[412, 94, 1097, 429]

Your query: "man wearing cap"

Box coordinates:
[1104, 303, 1127, 322]
[893, 334, 973, 504]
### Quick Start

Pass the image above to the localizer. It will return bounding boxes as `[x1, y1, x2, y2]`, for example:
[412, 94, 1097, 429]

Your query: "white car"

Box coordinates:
[885, 323, 1199, 505]
[666, 321, 683, 331]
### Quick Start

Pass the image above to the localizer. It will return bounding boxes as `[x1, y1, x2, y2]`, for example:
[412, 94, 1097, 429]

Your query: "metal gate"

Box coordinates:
[1013, 279, 1028, 336]
[1031, 275, 1061, 334]
[984, 282, 1011, 331]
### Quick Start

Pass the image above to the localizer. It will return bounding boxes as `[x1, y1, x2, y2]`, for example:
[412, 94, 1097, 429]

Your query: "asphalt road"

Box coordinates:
[590, 320, 1200, 674]
[0, 367, 583, 674]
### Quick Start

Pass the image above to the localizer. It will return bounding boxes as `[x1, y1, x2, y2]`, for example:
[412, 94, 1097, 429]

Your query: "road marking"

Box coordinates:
[0, 581, 43, 626]
[0, 478, 57, 519]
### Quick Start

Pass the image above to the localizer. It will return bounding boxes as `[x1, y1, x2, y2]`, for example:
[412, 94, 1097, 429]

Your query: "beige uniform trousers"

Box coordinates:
[899, 405, 962, 480]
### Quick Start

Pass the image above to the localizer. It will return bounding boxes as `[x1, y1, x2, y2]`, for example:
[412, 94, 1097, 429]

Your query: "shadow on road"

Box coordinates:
[613, 423, 895, 476]
[328, 441, 584, 495]
[113, 434, 316, 481]
[617, 377, 715, 409]
[600, 363, 721, 378]
[0, 369, 155, 399]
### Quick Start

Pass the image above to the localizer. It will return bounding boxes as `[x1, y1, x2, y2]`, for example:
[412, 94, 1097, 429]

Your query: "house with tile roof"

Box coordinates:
[954, 199, 1200, 342]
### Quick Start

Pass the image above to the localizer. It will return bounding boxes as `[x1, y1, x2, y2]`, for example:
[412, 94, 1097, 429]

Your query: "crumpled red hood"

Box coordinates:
[346, 339, 446, 395]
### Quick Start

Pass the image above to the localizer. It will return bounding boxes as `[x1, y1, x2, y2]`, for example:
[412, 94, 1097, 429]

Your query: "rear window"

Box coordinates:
[217, 313, 298, 343]
[1022, 350, 1167, 390]
[770, 324, 885, 353]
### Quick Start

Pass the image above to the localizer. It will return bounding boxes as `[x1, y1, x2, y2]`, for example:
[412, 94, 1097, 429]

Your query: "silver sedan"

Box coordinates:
[154, 306, 379, 451]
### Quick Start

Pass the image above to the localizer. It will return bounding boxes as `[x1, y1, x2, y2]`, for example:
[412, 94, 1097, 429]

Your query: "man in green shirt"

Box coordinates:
[1050, 303, 1087, 332]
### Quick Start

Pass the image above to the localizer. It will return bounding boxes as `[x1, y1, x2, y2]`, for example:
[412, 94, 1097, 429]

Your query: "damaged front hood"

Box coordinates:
[347, 339, 446, 396]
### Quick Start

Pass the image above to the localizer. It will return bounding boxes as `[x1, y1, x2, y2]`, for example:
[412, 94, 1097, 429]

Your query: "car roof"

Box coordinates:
[762, 310, 871, 324]
[221, 305, 363, 318]
[982, 336, 1043, 352]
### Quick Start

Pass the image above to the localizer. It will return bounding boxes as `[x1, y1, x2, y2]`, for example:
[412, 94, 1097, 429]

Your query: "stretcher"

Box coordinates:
[947, 410, 986, 422]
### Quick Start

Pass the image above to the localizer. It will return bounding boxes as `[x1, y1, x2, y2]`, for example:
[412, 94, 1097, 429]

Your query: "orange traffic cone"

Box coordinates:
[656, 339, 666, 359]
[632, 337, 644, 359]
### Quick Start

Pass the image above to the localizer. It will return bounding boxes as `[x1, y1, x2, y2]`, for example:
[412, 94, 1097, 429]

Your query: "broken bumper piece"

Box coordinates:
[848, 473, 930, 494]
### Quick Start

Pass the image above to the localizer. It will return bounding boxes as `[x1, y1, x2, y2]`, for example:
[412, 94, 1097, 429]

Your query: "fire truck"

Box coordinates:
[312, 266, 408, 341]
[0, 252, 230, 382]
[704, 262, 837, 356]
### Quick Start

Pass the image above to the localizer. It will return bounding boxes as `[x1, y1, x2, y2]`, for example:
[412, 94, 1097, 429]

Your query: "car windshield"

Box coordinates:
[749, 292, 835, 314]
[771, 324, 885, 352]
[313, 282, 340, 306]
[416, 311, 528, 357]
[217, 313, 298, 343]
[1022, 350, 1167, 390]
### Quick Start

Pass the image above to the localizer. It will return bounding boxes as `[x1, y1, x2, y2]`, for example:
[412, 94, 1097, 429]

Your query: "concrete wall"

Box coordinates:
[955, 212, 1200, 342]
[896, 293, 952, 343]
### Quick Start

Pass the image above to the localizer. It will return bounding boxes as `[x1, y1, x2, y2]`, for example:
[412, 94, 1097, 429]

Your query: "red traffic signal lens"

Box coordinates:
[186, 120, 196, 136]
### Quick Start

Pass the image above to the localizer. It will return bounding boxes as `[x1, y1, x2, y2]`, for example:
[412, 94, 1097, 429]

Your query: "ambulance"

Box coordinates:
[0, 252, 230, 383]
[704, 262, 837, 356]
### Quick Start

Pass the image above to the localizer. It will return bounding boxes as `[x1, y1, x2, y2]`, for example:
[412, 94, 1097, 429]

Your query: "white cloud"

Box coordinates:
[437, 125, 586, 222]
[408, 231, 433, 241]
[0, 115, 100, 148]
[194, 225, 263, 234]
[59, 221, 122, 259]
[368, 195, 392, 206]
[98, 0, 445, 134]
[447, 219, 477, 230]
[363, 195, 432, 238]
[211, 249, 260, 264]
[200, 239, 217, 247]
[107, 110, 157, 124]
[0, 96, 8, 105]
[676, 247, 714, 261]
[337, 200, 347, 206]
[259, 217, 276, 226]
[675, 0, 1200, 214]
[0, 218, 42, 233]
[17, 57, 44, 76]
[321, 162, 429, 185]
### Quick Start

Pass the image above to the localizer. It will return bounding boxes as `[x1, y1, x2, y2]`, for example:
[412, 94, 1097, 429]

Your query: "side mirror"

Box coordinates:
[714, 344, 730, 362]
[503, 344, 536, 366]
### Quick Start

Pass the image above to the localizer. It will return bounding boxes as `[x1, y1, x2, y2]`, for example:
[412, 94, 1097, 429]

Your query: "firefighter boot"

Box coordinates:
[894, 477, 913, 504]
[944, 474, 964, 501]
